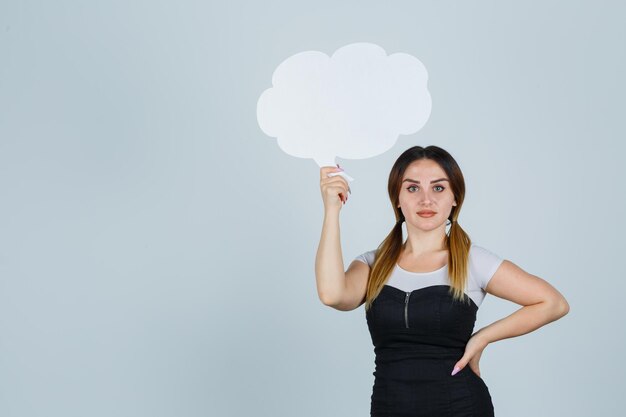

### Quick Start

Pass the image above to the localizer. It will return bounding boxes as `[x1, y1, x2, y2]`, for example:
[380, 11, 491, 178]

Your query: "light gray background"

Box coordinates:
[1, 1, 623, 416]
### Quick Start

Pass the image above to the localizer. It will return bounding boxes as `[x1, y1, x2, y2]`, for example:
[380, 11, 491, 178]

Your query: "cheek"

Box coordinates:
[443, 193, 455, 205]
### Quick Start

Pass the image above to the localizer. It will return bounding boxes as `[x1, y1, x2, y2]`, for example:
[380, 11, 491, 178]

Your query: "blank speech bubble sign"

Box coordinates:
[256, 42, 432, 180]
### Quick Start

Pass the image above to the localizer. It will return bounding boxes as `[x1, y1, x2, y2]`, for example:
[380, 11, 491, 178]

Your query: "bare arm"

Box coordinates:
[315, 166, 351, 306]
[315, 209, 345, 305]
[475, 260, 570, 345]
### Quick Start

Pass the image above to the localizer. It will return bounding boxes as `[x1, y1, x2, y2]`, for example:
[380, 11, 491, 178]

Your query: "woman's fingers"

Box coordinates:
[319, 166, 351, 208]
[320, 167, 350, 192]
[319, 165, 343, 180]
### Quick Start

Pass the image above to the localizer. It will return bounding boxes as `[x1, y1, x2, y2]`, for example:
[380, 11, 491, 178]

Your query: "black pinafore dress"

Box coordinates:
[366, 284, 495, 417]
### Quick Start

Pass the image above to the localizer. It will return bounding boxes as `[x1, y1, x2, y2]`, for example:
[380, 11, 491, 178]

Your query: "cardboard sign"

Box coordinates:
[257, 42, 432, 181]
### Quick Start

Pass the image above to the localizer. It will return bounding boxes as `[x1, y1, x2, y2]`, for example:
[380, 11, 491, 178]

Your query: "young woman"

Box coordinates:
[315, 145, 569, 416]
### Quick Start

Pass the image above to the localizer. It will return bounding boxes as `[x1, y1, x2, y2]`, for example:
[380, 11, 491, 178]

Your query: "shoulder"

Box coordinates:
[469, 244, 502, 262]
[469, 243, 505, 289]
[354, 248, 378, 267]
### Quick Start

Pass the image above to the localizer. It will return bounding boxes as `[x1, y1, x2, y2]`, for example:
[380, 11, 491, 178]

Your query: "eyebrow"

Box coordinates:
[402, 178, 449, 184]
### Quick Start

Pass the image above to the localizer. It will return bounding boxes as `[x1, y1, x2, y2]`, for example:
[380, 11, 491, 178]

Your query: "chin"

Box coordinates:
[409, 221, 444, 231]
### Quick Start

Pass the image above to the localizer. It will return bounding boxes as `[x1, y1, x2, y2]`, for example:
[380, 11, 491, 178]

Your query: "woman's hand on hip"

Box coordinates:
[451, 332, 489, 377]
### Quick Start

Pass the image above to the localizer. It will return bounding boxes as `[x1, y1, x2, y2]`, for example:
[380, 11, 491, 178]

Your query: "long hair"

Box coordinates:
[364, 145, 472, 312]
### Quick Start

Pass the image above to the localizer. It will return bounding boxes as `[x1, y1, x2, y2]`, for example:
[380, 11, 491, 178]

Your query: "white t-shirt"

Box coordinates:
[353, 244, 504, 308]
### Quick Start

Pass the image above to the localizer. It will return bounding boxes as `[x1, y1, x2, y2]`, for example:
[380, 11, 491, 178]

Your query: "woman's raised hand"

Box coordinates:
[320, 165, 351, 212]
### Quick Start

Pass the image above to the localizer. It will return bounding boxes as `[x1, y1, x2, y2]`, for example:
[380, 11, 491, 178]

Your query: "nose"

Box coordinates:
[419, 189, 434, 205]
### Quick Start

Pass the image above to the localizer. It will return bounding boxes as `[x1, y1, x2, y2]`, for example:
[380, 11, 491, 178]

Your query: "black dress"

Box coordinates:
[366, 284, 495, 417]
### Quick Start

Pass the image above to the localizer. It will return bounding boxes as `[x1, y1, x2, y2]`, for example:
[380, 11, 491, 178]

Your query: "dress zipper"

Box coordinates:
[404, 291, 411, 328]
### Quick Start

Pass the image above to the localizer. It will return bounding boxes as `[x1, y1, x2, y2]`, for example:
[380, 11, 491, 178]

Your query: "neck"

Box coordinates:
[402, 223, 448, 256]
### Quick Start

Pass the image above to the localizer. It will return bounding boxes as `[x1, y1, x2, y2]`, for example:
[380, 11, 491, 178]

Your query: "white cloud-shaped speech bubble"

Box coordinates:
[256, 42, 432, 182]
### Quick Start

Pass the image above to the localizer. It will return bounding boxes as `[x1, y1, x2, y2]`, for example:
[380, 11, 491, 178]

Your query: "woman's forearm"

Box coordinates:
[315, 209, 346, 305]
[475, 301, 569, 345]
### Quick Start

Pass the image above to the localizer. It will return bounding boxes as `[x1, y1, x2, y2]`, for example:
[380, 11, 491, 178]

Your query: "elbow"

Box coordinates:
[549, 296, 570, 318]
[319, 293, 347, 310]
[319, 295, 332, 307]
[318, 292, 339, 308]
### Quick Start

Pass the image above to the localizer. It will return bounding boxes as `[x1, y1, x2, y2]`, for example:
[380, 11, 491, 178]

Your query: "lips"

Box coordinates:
[417, 210, 436, 218]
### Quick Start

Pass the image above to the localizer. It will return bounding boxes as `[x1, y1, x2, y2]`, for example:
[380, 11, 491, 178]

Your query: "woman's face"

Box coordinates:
[397, 159, 457, 231]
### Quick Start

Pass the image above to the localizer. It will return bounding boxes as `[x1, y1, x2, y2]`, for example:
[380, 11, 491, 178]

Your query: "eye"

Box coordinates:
[406, 185, 446, 192]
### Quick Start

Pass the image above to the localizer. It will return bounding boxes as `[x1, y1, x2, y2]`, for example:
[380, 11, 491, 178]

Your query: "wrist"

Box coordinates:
[324, 208, 341, 218]
[473, 329, 491, 347]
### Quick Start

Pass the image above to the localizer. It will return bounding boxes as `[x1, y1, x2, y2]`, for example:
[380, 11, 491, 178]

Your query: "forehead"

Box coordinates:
[402, 159, 446, 179]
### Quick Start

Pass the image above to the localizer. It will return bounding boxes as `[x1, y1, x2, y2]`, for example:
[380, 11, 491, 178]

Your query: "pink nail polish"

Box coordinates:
[451, 366, 460, 376]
